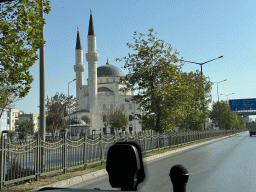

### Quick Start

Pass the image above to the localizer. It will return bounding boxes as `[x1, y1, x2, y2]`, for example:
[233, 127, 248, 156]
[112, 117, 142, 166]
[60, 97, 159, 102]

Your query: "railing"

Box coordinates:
[0, 129, 247, 189]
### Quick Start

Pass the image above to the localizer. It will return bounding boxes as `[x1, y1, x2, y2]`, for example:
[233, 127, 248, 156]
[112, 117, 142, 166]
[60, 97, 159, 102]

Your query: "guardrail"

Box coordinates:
[0, 129, 247, 189]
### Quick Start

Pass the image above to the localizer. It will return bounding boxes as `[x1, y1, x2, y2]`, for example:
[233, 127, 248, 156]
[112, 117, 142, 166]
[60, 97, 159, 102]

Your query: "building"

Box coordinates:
[64, 12, 142, 135]
[0, 108, 20, 133]
[0, 108, 40, 135]
[16, 112, 40, 133]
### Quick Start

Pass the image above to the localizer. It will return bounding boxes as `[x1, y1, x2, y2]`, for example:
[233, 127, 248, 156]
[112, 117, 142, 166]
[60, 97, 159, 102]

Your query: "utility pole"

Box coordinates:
[39, 0, 45, 173]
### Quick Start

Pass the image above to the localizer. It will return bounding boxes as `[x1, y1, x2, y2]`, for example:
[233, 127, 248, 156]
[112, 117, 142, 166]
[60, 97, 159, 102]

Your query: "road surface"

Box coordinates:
[69, 131, 253, 192]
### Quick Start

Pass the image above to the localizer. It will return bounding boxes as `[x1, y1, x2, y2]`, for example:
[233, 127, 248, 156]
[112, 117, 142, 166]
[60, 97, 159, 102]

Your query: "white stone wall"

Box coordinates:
[78, 85, 89, 110]
[76, 76, 141, 134]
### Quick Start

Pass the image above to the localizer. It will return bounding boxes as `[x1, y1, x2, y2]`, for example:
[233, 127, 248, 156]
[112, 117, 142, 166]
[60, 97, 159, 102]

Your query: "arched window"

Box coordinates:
[107, 78, 108, 83]
[100, 79, 102, 83]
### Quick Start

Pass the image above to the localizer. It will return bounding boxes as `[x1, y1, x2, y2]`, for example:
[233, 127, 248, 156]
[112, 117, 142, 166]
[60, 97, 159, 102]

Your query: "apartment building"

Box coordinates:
[0, 108, 20, 133]
[0, 108, 40, 134]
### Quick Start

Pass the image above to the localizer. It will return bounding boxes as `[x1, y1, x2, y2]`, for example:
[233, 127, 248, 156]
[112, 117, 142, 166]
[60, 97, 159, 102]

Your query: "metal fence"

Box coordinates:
[0, 129, 247, 189]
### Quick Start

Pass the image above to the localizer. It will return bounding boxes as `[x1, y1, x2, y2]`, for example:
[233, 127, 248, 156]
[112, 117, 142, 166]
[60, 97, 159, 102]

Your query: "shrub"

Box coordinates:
[5, 158, 35, 181]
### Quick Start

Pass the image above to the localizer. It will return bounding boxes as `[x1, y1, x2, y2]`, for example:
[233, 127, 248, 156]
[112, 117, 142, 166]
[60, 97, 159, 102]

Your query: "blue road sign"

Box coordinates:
[229, 98, 256, 111]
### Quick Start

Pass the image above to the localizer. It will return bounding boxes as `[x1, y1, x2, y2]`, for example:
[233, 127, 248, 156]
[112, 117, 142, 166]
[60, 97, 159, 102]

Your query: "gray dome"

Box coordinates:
[97, 64, 124, 77]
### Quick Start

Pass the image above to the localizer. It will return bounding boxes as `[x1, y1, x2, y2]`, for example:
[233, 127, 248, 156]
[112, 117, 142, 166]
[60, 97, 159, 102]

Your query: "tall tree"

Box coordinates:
[15, 119, 34, 140]
[0, 0, 51, 107]
[178, 70, 213, 130]
[116, 28, 190, 133]
[210, 100, 242, 130]
[46, 92, 78, 135]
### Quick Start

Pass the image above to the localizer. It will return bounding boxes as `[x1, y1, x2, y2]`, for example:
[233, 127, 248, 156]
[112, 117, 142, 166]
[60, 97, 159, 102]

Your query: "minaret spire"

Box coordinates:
[86, 10, 103, 131]
[74, 27, 85, 104]
[88, 10, 95, 36]
[106, 57, 109, 65]
[76, 27, 82, 49]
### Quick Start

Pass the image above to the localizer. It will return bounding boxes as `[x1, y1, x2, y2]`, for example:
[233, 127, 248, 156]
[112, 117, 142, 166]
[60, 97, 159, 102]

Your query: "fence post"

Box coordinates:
[100, 132, 104, 166]
[63, 132, 67, 174]
[169, 131, 172, 148]
[0, 136, 4, 190]
[35, 134, 40, 181]
[83, 134, 88, 170]
[157, 132, 160, 151]
[151, 130, 153, 152]
[163, 132, 165, 149]
[144, 132, 146, 152]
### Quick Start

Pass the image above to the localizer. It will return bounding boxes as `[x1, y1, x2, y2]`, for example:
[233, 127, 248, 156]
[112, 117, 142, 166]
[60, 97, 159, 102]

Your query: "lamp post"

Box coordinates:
[180, 56, 223, 76]
[181, 56, 223, 130]
[220, 93, 235, 102]
[213, 79, 227, 130]
[68, 78, 76, 139]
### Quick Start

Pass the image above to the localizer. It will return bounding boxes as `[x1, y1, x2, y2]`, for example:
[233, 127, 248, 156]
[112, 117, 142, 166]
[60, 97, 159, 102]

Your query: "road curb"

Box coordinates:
[28, 131, 246, 191]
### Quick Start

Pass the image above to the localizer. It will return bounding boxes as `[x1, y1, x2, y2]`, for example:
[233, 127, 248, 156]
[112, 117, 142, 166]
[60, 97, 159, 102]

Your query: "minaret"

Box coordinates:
[86, 10, 99, 113]
[74, 27, 85, 100]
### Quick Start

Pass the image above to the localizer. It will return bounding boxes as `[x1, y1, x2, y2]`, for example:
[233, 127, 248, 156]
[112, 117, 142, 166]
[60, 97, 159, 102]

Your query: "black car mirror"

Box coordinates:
[106, 142, 145, 191]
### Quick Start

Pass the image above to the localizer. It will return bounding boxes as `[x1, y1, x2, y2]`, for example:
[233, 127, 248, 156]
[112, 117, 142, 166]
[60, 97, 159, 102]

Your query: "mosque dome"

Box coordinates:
[97, 58, 124, 77]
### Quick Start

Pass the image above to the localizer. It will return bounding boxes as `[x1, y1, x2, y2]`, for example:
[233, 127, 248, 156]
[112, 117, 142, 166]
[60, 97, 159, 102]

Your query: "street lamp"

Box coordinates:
[180, 56, 223, 76]
[181, 56, 223, 130]
[68, 78, 76, 139]
[220, 93, 235, 102]
[213, 79, 227, 130]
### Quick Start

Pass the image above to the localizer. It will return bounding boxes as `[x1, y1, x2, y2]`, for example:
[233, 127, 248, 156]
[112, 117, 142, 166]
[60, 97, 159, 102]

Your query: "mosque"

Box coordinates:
[64, 12, 142, 136]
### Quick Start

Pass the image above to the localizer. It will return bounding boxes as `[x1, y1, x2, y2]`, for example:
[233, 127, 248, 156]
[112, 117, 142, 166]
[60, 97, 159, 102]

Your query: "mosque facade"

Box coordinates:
[64, 12, 142, 136]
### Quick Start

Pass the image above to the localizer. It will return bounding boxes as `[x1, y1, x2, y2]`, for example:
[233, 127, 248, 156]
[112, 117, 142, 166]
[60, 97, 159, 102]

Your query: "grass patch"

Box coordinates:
[1, 133, 237, 191]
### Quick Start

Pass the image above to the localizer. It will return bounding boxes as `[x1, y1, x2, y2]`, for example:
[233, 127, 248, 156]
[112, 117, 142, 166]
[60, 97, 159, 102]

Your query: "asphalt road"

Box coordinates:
[69, 131, 253, 192]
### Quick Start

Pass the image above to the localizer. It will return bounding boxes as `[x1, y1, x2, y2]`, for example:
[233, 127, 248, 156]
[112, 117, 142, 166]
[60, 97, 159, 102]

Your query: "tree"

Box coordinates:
[0, 0, 51, 107]
[46, 92, 79, 136]
[178, 70, 213, 131]
[210, 100, 244, 130]
[107, 107, 128, 133]
[15, 119, 34, 140]
[81, 115, 91, 125]
[8, 130, 16, 143]
[116, 28, 191, 133]
[102, 109, 114, 130]
[237, 115, 246, 129]
[0, 84, 22, 119]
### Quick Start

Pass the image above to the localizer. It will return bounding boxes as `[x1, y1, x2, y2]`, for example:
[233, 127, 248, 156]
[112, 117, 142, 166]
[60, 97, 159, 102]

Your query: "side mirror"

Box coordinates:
[106, 142, 145, 191]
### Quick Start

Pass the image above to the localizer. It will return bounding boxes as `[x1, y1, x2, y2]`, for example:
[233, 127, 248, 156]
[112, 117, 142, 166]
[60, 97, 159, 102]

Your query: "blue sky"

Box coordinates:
[11, 0, 256, 119]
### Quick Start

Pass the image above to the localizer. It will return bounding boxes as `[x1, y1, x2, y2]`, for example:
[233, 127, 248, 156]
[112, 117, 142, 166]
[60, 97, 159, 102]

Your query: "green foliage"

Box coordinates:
[0, 0, 51, 107]
[8, 130, 16, 142]
[16, 119, 34, 139]
[178, 70, 213, 130]
[0, 84, 21, 119]
[108, 107, 129, 132]
[210, 100, 246, 129]
[5, 158, 35, 181]
[116, 28, 191, 133]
